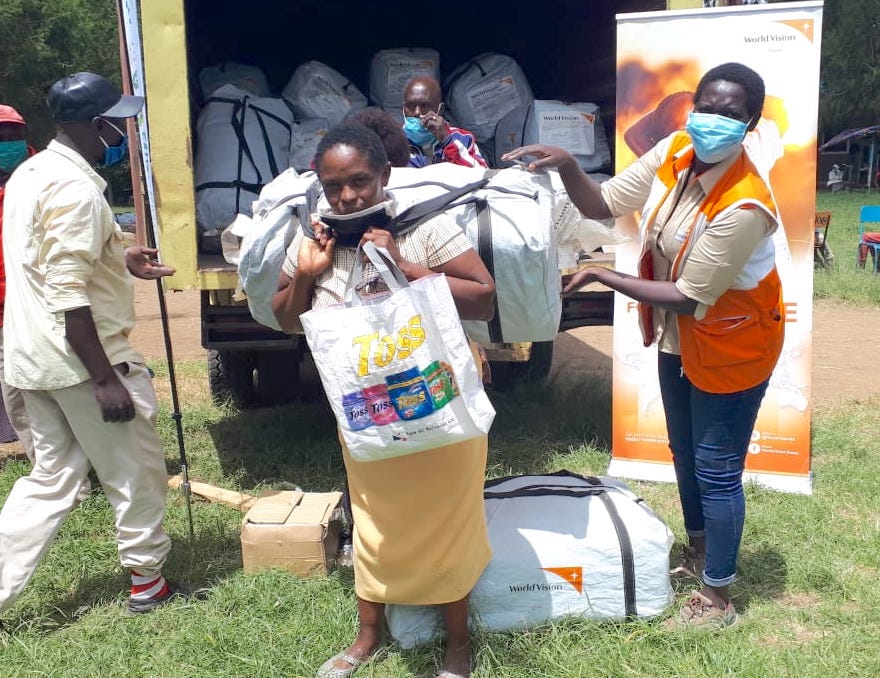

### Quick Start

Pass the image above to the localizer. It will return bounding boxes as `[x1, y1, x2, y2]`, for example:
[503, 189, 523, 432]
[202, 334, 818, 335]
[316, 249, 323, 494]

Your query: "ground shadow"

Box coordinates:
[734, 545, 789, 611]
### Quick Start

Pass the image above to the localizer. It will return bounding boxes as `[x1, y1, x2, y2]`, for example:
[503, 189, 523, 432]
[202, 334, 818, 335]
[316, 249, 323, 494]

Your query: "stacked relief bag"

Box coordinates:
[369, 47, 441, 120]
[194, 84, 294, 252]
[386, 472, 674, 648]
[198, 62, 270, 100]
[444, 53, 534, 155]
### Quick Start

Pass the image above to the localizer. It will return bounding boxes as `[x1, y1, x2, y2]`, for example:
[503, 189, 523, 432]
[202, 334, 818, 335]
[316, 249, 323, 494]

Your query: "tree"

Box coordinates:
[0, 0, 120, 147]
[819, 0, 880, 137]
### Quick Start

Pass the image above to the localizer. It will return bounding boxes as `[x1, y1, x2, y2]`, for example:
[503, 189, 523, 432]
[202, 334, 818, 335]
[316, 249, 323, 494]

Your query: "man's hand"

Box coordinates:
[420, 110, 450, 141]
[125, 247, 176, 280]
[93, 374, 136, 422]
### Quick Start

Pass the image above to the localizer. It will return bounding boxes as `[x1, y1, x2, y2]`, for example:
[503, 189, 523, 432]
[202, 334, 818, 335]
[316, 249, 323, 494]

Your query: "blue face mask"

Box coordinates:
[403, 116, 435, 147]
[685, 112, 750, 164]
[0, 139, 28, 173]
[96, 119, 129, 168]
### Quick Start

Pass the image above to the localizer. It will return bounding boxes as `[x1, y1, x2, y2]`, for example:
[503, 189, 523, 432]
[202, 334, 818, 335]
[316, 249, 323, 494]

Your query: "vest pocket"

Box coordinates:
[689, 313, 771, 368]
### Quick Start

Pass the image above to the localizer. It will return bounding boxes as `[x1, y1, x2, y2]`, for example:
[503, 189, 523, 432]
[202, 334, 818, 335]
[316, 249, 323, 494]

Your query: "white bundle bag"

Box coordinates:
[198, 62, 270, 100]
[386, 472, 675, 648]
[494, 100, 612, 172]
[444, 53, 534, 144]
[281, 61, 367, 125]
[387, 164, 560, 344]
[235, 170, 320, 331]
[195, 85, 294, 236]
[289, 118, 330, 172]
[300, 243, 495, 462]
[369, 48, 440, 110]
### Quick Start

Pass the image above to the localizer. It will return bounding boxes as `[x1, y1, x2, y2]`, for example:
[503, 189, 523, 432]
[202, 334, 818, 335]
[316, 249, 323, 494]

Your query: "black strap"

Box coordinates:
[474, 199, 502, 343]
[195, 180, 263, 194]
[390, 178, 489, 233]
[252, 110, 279, 177]
[584, 476, 638, 618]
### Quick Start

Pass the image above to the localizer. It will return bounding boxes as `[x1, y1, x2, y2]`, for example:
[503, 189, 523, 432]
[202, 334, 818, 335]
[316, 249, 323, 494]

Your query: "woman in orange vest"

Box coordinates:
[505, 63, 784, 630]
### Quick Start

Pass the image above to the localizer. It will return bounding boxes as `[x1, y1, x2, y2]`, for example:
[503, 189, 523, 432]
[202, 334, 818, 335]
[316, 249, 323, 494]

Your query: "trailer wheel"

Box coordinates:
[208, 350, 256, 407]
[489, 341, 555, 389]
[254, 349, 302, 406]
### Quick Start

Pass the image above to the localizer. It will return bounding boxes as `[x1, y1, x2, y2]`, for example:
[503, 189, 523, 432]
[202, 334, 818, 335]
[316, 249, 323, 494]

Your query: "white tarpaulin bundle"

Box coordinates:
[194, 84, 293, 236]
[386, 472, 674, 648]
[369, 48, 440, 110]
[386, 164, 560, 344]
[198, 62, 270, 101]
[494, 100, 612, 172]
[289, 118, 330, 172]
[281, 61, 367, 125]
[444, 53, 533, 144]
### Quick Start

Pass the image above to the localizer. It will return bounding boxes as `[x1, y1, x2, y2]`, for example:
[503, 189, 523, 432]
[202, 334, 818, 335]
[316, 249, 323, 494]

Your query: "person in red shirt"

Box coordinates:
[0, 104, 36, 456]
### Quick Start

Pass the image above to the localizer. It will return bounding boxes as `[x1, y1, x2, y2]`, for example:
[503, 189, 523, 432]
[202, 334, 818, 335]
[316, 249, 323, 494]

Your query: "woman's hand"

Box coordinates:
[562, 266, 604, 294]
[502, 144, 579, 171]
[297, 219, 336, 277]
[359, 228, 406, 269]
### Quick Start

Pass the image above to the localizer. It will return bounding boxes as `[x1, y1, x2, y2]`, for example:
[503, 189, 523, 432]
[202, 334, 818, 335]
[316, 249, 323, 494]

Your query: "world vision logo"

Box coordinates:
[507, 566, 584, 594]
[542, 566, 584, 594]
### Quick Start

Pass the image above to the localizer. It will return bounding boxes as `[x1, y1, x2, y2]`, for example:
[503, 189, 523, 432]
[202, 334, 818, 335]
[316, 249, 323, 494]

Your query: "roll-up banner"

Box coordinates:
[608, 2, 823, 494]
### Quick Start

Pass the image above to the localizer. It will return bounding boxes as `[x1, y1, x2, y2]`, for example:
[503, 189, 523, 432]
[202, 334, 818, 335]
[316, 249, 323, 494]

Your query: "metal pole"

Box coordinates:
[116, 0, 194, 541]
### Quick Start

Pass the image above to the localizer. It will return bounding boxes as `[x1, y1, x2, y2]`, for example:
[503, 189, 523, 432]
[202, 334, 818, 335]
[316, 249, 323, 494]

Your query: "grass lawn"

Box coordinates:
[814, 189, 880, 305]
[1, 191, 878, 676]
[1, 360, 879, 677]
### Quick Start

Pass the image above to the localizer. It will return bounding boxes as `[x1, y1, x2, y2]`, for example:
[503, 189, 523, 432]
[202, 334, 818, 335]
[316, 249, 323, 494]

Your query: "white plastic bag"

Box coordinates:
[289, 118, 331, 172]
[198, 62, 270, 100]
[300, 244, 495, 461]
[282, 61, 367, 124]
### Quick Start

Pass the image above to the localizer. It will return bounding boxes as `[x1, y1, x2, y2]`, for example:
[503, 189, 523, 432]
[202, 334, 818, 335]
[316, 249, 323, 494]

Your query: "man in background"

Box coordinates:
[402, 76, 487, 169]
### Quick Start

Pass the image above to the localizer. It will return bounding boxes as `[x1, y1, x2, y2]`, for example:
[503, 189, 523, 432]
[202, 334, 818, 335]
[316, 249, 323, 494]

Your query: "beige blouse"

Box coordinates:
[601, 135, 774, 354]
[282, 198, 472, 310]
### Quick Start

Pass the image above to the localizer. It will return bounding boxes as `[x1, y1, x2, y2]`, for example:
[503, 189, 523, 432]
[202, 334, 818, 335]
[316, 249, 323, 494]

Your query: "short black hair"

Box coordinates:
[314, 122, 388, 173]
[346, 107, 410, 167]
[695, 62, 765, 122]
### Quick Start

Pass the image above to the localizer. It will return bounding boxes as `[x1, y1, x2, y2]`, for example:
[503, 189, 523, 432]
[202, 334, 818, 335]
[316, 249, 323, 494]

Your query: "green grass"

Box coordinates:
[2, 360, 879, 677]
[814, 189, 880, 306]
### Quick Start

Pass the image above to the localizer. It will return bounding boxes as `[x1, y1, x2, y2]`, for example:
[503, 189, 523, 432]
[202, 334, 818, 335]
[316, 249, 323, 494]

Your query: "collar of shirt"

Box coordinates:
[670, 142, 741, 195]
[46, 139, 107, 193]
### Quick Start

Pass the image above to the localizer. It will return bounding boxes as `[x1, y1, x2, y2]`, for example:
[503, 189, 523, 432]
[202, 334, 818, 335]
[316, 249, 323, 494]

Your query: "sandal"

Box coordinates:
[315, 652, 367, 678]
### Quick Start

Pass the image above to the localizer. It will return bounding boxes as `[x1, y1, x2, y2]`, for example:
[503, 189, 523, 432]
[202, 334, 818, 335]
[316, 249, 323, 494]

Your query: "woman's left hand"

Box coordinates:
[360, 228, 406, 268]
[562, 265, 604, 294]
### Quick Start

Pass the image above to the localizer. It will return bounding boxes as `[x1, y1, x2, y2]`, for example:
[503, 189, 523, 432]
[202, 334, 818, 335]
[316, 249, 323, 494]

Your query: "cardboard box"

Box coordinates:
[241, 490, 343, 576]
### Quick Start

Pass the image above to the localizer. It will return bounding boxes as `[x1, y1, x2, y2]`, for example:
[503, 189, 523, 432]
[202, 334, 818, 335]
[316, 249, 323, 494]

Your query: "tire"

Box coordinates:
[489, 341, 555, 390]
[254, 349, 302, 406]
[208, 350, 256, 407]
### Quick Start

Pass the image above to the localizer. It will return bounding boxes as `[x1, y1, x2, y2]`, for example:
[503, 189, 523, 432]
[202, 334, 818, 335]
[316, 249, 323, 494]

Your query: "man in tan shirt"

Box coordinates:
[0, 73, 186, 618]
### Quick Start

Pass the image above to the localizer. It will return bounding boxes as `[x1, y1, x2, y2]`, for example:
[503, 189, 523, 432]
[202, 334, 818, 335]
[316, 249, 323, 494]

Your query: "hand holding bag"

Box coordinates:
[300, 242, 496, 461]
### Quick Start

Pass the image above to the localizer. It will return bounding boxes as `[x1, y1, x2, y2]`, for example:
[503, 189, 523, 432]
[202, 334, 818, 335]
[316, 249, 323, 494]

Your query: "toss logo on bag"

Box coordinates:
[352, 315, 426, 377]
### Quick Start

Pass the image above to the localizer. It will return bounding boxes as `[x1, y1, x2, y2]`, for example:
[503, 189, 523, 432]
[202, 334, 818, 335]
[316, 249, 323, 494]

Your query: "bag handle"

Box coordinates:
[343, 242, 410, 306]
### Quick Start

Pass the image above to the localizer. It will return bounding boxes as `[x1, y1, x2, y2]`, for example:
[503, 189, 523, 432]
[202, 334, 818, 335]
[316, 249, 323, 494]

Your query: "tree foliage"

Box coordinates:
[0, 0, 120, 147]
[819, 0, 880, 137]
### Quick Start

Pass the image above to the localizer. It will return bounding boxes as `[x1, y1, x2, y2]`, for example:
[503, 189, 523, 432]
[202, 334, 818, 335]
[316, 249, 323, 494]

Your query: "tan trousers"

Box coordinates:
[0, 328, 34, 462]
[0, 362, 171, 614]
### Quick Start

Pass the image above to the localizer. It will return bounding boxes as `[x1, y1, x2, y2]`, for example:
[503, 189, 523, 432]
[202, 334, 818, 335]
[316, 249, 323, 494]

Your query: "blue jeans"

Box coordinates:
[658, 352, 769, 587]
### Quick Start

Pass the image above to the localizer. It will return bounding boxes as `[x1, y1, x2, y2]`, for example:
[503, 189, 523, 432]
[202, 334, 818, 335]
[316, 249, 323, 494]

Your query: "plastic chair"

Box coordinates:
[857, 205, 880, 272]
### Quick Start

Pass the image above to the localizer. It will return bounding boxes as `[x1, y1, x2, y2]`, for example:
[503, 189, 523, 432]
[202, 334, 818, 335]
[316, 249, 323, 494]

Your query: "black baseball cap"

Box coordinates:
[47, 72, 144, 123]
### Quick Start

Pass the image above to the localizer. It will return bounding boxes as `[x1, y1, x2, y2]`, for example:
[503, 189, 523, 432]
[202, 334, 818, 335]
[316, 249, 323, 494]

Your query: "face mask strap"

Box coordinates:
[93, 117, 127, 148]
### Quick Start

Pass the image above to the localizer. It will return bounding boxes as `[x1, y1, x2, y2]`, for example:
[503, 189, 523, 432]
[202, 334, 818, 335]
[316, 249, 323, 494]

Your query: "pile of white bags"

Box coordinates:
[194, 84, 293, 237]
[369, 48, 440, 110]
[198, 62, 270, 101]
[281, 61, 367, 125]
[444, 53, 534, 144]
[494, 100, 612, 171]
[289, 118, 331, 172]
[386, 472, 674, 648]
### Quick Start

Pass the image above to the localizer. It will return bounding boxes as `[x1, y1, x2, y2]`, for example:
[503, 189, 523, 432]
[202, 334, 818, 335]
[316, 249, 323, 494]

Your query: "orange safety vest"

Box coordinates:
[641, 133, 784, 394]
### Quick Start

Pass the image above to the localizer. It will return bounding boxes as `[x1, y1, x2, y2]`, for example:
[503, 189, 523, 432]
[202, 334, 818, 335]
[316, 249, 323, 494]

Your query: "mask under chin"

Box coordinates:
[318, 201, 392, 247]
